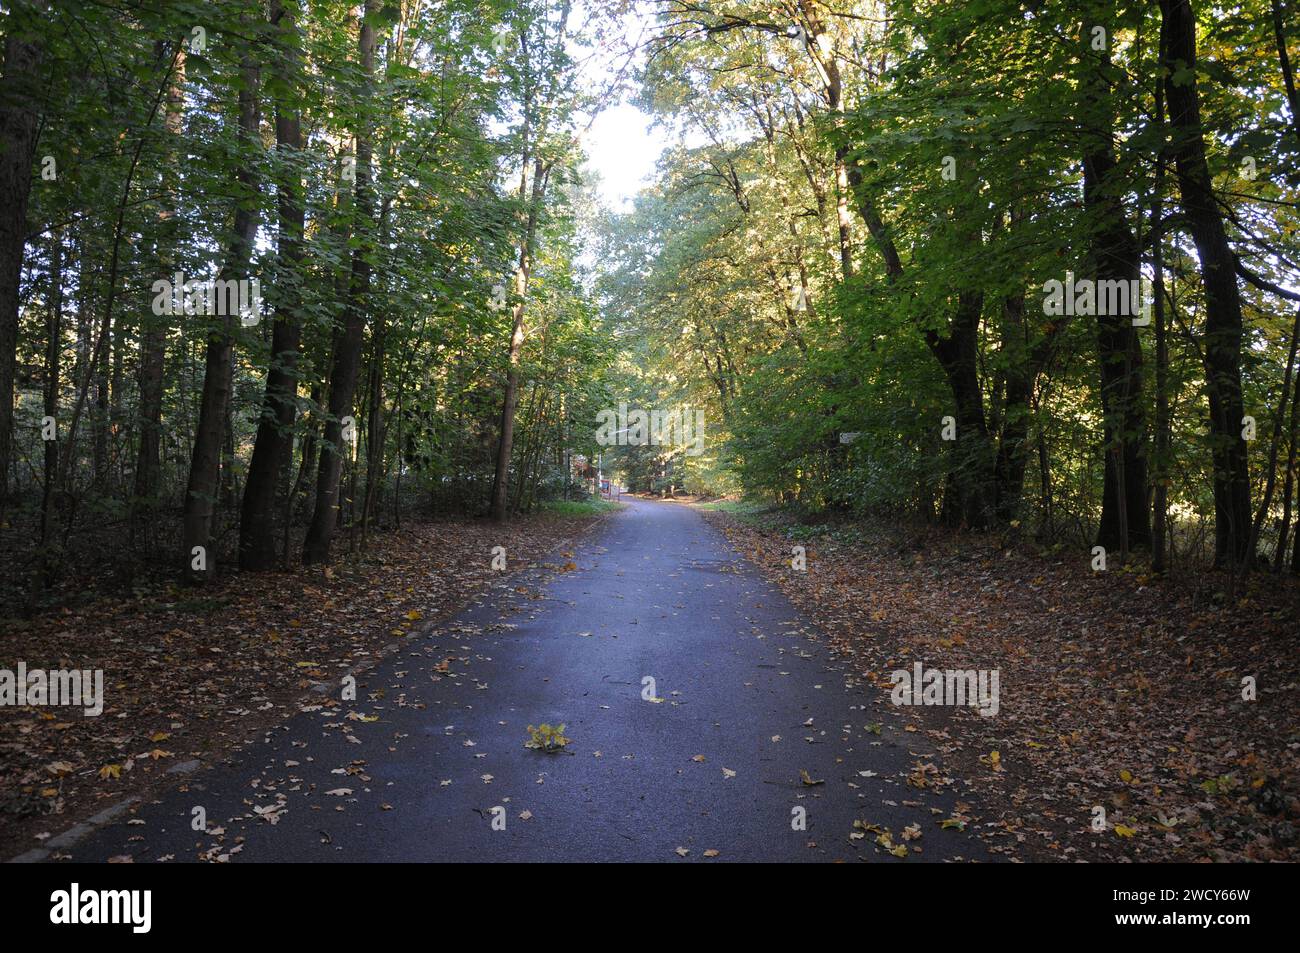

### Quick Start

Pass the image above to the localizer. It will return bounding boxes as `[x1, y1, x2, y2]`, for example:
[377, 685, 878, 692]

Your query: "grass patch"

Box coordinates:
[693, 499, 767, 515]
[541, 499, 625, 517]
[693, 499, 780, 526]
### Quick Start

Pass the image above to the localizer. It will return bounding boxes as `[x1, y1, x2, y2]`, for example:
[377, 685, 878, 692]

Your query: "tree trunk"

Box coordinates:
[92, 321, 109, 491]
[489, 148, 547, 523]
[240, 0, 305, 571]
[182, 52, 260, 583]
[1276, 342, 1300, 567]
[1150, 23, 1172, 573]
[302, 0, 377, 565]
[361, 313, 386, 540]
[1159, 0, 1253, 568]
[38, 229, 61, 584]
[928, 291, 996, 529]
[0, 0, 45, 501]
[135, 42, 185, 508]
[994, 294, 1039, 521]
[1247, 304, 1300, 564]
[1082, 12, 1151, 556]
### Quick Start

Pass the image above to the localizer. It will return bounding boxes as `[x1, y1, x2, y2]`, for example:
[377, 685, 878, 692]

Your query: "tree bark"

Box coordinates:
[0, 0, 46, 499]
[134, 42, 185, 508]
[1248, 304, 1300, 565]
[38, 229, 61, 583]
[241, 0, 305, 571]
[927, 291, 996, 529]
[993, 293, 1053, 521]
[182, 51, 261, 582]
[303, 0, 377, 564]
[1082, 12, 1151, 556]
[1150, 23, 1173, 573]
[488, 99, 550, 523]
[1159, 0, 1253, 567]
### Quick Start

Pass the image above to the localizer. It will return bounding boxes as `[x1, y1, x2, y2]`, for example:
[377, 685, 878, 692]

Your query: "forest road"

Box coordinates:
[60, 498, 988, 862]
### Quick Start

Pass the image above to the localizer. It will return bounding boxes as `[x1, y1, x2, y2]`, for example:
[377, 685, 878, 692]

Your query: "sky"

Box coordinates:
[583, 101, 668, 211]
[571, 0, 672, 212]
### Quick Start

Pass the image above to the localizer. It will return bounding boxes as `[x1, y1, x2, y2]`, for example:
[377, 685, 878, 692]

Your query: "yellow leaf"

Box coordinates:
[1115, 824, 1137, 837]
[1120, 769, 1133, 783]
[98, 764, 122, 780]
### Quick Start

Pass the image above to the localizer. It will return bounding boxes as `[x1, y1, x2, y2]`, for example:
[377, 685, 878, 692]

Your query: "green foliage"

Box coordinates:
[598, 0, 1300, 566]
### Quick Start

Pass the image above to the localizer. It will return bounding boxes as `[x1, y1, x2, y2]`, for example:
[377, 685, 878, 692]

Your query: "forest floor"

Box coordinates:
[0, 505, 614, 859]
[698, 502, 1300, 862]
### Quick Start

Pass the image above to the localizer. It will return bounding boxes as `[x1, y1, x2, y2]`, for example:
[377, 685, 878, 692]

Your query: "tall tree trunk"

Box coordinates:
[92, 330, 108, 491]
[182, 52, 261, 583]
[1150, 24, 1173, 573]
[1274, 0, 1300, 572]
[38, 228, 61, 583]
[240, 0, 305, 571]
[1159, 0, 1253, 568]
[135, 42, 185, 509]
[1293, 500, 1300, 571]
[1276, 346, 1300, 568]
[361, 313, 385, 540]
[1272, 0, 1300, 150]
[303, 0, 377, 565]
[927, 291, 996, 529]
[489, 245, 531, 522]
[60, 39, 177, 515]
[0, 0, 45, 501]
[1248, 304, 1300, 563]
[1082, 11, 1151, 556]
[489, 145, 548, 523]
[993, 293, 1046, 521]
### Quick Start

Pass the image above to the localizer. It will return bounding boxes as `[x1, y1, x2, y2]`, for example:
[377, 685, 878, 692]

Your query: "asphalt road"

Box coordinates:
[59, 498, 986, 862]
